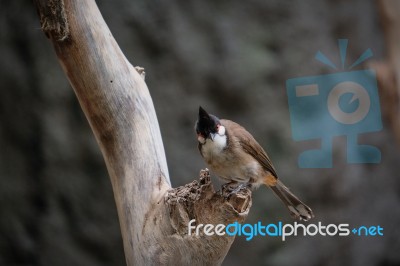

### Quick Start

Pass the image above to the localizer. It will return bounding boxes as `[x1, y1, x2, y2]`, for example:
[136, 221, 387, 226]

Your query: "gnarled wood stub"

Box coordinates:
[33, 0, 252, 265]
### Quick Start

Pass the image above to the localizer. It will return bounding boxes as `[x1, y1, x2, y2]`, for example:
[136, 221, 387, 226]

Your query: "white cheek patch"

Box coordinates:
[210, 134, 227, 150]
[198, 135, 206, 144]
[218, 125, 226, 136]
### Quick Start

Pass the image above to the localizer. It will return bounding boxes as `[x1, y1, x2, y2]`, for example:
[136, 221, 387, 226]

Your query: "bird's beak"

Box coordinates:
[209, 133, 216, 141]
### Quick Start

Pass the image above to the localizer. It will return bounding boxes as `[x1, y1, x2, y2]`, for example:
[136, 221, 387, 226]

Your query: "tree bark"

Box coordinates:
[33, 0, 252, 265]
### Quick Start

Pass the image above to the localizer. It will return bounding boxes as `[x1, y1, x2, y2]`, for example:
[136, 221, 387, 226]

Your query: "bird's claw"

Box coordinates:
[222, 182, 251, 199]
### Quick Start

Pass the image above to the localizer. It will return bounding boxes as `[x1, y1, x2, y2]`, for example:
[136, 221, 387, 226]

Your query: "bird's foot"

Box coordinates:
[221, 181, 237, 191]
[222, 182, 252, 199]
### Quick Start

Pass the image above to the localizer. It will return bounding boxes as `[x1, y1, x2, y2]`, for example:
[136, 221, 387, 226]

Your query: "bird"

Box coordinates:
[195, 106, 314, 221]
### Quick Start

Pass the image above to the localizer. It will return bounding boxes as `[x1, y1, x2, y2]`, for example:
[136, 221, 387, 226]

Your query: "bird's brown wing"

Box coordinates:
[221, 119, 278, 178]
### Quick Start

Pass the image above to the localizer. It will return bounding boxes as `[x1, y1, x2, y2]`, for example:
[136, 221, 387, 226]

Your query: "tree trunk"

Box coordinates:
[33, 0, 252, 265]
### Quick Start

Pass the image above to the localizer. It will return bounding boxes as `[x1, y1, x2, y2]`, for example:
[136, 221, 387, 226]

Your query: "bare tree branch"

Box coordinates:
[33, 0, 252, 264]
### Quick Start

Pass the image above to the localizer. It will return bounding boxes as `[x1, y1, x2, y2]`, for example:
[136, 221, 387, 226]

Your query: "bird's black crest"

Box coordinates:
[196, 106, 220, 138]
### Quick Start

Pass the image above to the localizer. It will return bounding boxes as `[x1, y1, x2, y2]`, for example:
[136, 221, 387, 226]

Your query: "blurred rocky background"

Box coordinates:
[1, 0, 399, 265]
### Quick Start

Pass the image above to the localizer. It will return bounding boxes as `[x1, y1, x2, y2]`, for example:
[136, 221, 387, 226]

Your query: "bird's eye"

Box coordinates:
[216, 124, 220, 130]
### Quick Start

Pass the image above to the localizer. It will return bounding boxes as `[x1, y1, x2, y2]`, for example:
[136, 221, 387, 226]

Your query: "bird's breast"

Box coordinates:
[200, 135, 262, 183]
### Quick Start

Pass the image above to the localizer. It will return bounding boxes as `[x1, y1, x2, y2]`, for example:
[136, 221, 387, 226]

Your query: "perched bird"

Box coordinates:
[195, 106, 314, 221]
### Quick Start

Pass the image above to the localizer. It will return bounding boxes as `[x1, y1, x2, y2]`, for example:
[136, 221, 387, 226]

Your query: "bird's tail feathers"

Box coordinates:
[269, 180, 314, 221]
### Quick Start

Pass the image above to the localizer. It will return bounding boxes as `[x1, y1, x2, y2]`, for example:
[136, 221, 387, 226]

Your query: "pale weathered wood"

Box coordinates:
[33, 0, 252, 265]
